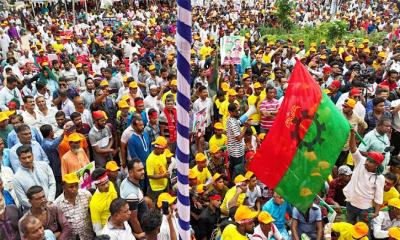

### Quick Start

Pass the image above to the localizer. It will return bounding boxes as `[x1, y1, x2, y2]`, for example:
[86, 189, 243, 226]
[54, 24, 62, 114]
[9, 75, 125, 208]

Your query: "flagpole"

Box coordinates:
[176, 0, 191, 239]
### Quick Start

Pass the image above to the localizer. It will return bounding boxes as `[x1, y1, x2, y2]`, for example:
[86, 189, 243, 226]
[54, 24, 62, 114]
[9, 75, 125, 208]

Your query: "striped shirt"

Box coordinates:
[226, 117, 245, 158]
[259, 98, 280, 130]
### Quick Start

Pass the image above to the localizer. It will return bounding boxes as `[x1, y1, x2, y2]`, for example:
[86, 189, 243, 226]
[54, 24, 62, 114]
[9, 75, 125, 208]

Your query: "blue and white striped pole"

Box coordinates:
[176, 0, 191, 239]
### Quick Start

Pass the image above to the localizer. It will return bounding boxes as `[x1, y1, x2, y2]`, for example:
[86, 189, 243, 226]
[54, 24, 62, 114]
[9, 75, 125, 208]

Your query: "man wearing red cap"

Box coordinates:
[344, 129, 385, 224]
[197, 190, 222, 240]
[328, 80, 342, 104]
[88, 111, 115, 168]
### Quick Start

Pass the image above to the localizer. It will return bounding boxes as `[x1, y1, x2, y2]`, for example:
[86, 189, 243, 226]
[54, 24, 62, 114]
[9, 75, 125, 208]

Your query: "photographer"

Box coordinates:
[156, 193, 178, 240]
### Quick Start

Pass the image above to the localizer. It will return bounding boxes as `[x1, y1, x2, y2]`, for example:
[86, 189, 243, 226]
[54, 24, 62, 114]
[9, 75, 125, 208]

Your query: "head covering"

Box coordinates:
[330, 80, 341, 89]
[214, 122, 223, 130]
[344, 98, 357, 109]
[68, 133, 84, 142]
[105, 161, 120, 172]
[234, 205, 258, 224]
[195, 153, 206, 162]
[388, 198, 400, 209]
[152, 136, 168, 148]
[157, 192, 177, 208]
[352, 222, 369, 239]
[338, 165, 353, 175]
[92, 110, 105, 120]
[91, 168, 109, 185]
[388, 227, 400, 239]
[258, 211, 275, 224]
[349, 88, 361, 96]
[164, 149, 174, 158]
[234, 174, 248, 184]
[366, 152, 385, 165]
[63, 172, 80, 184]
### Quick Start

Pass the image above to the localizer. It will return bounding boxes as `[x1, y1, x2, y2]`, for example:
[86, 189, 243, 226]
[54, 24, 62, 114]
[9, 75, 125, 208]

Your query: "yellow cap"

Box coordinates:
[228, 89, 237, 96]
[362, 38, 370, 44]
[323, 89, 332, 94]
[77, 39, 83, 44]
[75, 63, 82, 68]
[164, 149, 174, 158]
[188, 169, 197, 179]
[197, 184, 205, 194]
[331, 47, 337, 52]
[67, 133, 84, 142]
[62, 172, 80, 184]
[345, 55, 353, 62]
[221, 82, 229, 91]
[253, 82, 262, 89]
[320, 55, 327, 60]
[121, 95, 130, 101]
[389, 198, 400, 209]
[171, 80, 177, 86]
[320, 39, 326, 44]
[298, 39, 304, 43]
[100, 80, 109, 87]
[242, 73, 250, 80]
[106, 161, 120, 171]
[309, 47, 316, 52]
[258, 133, 266, 140]
[245, 171, 254, 179]
[234, 205, 258, 223]
[152, 136, 168, 148]
[352, 222, 369, 239]
[157, 192, 177, 208]
[347, 42, 354, 48]
[363, 48, 371, 53]
[167, 55, 174, 61]
[56, 37, 61, 40]
[388, 227, 400, 239]
[310, 42, 317, 47]
[214, 122, 223, 130]
[344, 98, 357, 109]
[212, 173, 222, 182]
[378, 52, 386, 58]
[0, 112, 9, 122]
[234, 174, 248, 184]
[209, 145, 221, 154]
[195, 153, 207, 162]
[148, 64, 156, 71]
[129, 81, 138, 88]
[118, 100, 130, 109]
[358, 44, 365, 49]
[258, 211, 275, 224]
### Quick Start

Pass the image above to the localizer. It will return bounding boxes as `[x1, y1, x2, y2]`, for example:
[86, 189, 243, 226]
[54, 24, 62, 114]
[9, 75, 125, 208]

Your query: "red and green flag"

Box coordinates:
[249, 60, 350, 212]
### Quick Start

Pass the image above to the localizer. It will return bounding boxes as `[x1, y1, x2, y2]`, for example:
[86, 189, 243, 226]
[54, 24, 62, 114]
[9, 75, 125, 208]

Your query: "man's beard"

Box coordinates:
[71, 147, 81, 154]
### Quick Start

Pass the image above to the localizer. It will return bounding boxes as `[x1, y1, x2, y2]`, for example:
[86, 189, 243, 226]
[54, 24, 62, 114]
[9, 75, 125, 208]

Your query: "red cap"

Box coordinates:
[209, 194, 222, 201]
[349, 88, 361, 96]
[367, 152, 384, 165]
[7, 101, 17, 109]
[323, 66, 332, 74]
[134, 99, 144, 106]
[92, 110, 105, 120]
[149, 111, 158, 119]
[330, 80, 341, 89]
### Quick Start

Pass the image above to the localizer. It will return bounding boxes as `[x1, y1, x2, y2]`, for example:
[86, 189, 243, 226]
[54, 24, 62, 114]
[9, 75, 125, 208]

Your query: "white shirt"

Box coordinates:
[343, 150, 384, 209]
[61, 98, 75, 118]
[250, 224, 282, 240]
[144, 94, 164, 113]
[158, 214, 178, 240]
[101, 219, 135, 240]
[21, 110, 43, 130]
[246, 185, 262, 208]
[193, 97, 213, 127]
[36, 107, 58, 130]
[372, 211, 400, 239]
[92, 60, 107, 75]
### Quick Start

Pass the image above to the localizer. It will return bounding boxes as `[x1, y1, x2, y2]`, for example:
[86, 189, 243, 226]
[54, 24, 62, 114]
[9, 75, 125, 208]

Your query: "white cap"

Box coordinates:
[338, 165, 352, 176]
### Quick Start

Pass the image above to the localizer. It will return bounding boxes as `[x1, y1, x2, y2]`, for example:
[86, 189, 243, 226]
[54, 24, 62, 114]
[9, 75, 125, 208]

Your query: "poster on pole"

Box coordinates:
[220, 36, 245, 65]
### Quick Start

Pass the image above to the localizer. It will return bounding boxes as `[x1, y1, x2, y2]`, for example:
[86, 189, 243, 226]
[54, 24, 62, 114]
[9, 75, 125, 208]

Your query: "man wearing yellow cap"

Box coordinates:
[221, 174, 248, 216]
[251, 211, 283, 240]
[338, 98, 367, 166]
[372, 198, 400, 239]
[220, 89, 240, 129]
[147, 136, 169, 202]
[61, 133, 90, 176]
[247, 82, 264, 131]
[54, 172, 94, 240]
[209, 122, 227, 148]
[324, 221, 369, 240]
[191, 153, 212, 185]
[222, 205, 258, 240]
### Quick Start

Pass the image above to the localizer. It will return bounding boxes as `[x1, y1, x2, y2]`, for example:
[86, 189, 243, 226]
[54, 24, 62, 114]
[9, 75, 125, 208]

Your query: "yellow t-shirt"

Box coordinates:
[383, 187, 400, 204]
[89, 182, 118, 230]
[221, 224, 248, 240]
[191, 165, 211, 185]
[162, 90, 177, 103]
[221, 186, 246, 216]
[262, 52, 273, 64]
[146, 152, 168, 191]
[219, 100, 239, 129]
[209, 134, 227, 148]
[247, 94, 264, 124]
[52, 43, 64, 54]
[332, 222, 368, 240]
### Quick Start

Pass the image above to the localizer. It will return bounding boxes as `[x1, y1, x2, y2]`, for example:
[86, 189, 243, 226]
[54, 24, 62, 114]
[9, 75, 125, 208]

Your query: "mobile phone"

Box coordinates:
[162, 201, 169, 215]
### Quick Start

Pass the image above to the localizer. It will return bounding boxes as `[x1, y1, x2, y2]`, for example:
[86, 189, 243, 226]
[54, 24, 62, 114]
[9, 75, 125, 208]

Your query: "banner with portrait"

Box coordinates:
[220, 36, 245, 65]
[76, 161, 95, 190]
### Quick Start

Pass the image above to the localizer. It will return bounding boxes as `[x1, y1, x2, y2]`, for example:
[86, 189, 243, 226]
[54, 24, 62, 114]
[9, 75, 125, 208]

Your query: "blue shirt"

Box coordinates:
[2, 189, 15, 206]
[7, 127, 43, 149]
[9, 141, 49, 172]
[41, 136, 63, 178]
[262, 198, 292, 231]
[2, 149, 10, 168]
[292, 205, 322, 239]
[128, 131, 151, 166]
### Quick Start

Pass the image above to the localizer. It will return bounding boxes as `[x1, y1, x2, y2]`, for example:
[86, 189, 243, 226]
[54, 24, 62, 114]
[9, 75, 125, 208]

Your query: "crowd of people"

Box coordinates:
[2, 0, 400, 239]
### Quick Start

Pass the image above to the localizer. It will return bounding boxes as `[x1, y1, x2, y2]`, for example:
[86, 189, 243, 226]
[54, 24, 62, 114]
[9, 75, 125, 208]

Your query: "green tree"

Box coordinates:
[275, 0, 294, 31]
